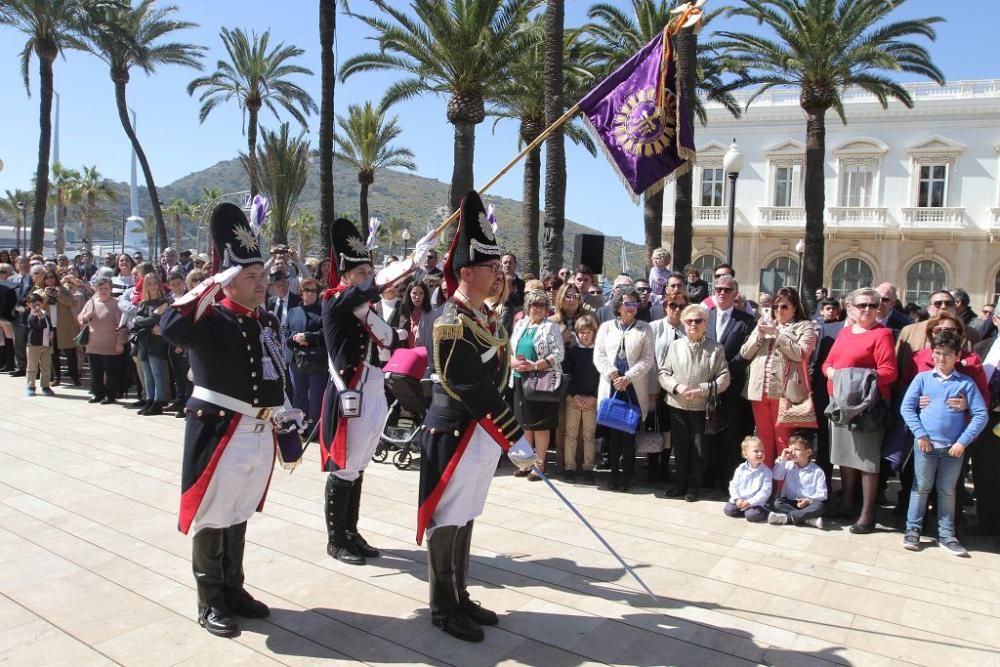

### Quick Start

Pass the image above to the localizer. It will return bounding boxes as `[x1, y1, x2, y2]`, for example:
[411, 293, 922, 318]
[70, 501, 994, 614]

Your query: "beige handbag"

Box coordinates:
[777, 358, 817, 429]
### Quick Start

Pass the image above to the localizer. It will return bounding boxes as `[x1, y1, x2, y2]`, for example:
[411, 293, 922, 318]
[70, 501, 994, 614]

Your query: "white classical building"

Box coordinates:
[662, 79, 1000, 308]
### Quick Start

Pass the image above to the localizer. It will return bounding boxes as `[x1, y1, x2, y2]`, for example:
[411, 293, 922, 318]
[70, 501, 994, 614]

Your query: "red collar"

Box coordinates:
[322, 283, 350, 301]
[220, 297, 259, 318]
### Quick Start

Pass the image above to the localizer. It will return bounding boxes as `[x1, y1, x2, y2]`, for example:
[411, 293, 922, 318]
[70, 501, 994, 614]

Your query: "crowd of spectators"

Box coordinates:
[3, 240, 999, 556]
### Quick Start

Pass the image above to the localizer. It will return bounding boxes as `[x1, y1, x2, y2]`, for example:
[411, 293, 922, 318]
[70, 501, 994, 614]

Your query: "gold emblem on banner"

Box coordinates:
[612, 87, 677, 157]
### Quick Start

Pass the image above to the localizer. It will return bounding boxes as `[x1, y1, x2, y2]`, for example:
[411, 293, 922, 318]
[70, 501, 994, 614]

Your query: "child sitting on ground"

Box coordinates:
[768, 434, 827, 528]
[563, 315, 600, 484]
[899, 329, 987, 557]
[24, 292, 54, 397]
[724, 436, 773, 522]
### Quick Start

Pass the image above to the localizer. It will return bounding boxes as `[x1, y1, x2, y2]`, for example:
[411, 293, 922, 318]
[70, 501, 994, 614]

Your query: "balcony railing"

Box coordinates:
[758, 206, 806, 226]
[900, 207, 966, 229]
[826, 207, 889, 228]
[692, 206, 729, 226]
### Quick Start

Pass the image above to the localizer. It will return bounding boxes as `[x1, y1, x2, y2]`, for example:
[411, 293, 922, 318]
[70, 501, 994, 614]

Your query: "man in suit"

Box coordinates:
[265, 271, 300, 328]
[501, 253, 525, 312]
[704, 274, 756, 487]
[876, 282, 909, 338]
[971, 322, 1000, 535]
[972, 302, 998, 340]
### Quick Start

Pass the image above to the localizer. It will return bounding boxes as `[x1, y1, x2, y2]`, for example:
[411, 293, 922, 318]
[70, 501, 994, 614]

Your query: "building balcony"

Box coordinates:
[826, 207, 890, 228]
[758, 206, 805, 227]
[900, 207, 966, 229]
[692, 206, 729, 226]
[992, 208, 1000, 227]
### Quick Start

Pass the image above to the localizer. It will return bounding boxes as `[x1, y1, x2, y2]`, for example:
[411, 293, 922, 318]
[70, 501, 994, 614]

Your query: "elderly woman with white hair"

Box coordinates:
[659, 303, 730, 502]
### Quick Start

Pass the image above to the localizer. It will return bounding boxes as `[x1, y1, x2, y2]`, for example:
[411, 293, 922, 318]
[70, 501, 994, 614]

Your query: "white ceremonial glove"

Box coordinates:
[171, 265, 241, 320]
[507, 437, 540, 471]
[273, 406, 306, 433]
[374, 226, 443, 287]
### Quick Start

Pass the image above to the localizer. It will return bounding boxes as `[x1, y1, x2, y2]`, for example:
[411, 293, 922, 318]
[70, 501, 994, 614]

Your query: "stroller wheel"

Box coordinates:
[373, 442, 389, 463]
[393, 448, 412, 470]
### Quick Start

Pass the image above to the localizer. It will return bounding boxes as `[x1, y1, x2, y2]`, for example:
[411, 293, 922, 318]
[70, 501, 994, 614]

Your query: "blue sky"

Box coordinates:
[0, 0, 992, 243]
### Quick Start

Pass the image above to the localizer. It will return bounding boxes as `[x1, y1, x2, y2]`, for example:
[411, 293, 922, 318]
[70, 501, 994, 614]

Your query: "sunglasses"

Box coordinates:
[773, 304, 792, 311]
[932, 326, 958, 334]
[621, 302, 640, 309]
[714, 287, 734, 294]
[563, 294, 580, 301]
[684, 318, 705, 325]
[931, 300, 955, 308]
[635, 287, 651, 293]
[666, 302, 684, 310]
[855, 303, 879, 309]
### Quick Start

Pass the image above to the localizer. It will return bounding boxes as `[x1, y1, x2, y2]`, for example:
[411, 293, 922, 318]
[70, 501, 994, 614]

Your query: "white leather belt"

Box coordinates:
[191, 386, 281, 421]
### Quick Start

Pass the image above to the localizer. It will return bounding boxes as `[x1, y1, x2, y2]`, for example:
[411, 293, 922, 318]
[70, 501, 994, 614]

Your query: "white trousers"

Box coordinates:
[332, 367, 387, 482]
[427, 424, 501, 537]
[190, 416, 275, 534]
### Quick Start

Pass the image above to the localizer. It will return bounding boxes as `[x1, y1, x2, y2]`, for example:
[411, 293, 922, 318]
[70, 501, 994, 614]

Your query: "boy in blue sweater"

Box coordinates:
[900, 330, 987, 557]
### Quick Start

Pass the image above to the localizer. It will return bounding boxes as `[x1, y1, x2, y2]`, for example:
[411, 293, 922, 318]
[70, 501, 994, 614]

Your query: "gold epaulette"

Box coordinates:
[433, 302, 463, 341]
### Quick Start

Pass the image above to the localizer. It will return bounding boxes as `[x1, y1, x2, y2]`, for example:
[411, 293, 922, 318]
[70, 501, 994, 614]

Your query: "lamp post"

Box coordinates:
[795, 238, 805, 295]
[401, 228, 411, 257]
[15, 200, 25, 256]
[723, 140, 745, 266]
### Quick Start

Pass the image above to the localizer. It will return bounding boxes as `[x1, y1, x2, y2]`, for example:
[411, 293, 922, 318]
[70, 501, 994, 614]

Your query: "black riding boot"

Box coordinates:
[454, 520, 497, 626]
[427, 525, 483, 642]
[192, 528, 238, 637]
[221, 522, 269, 619]
[325, 475, 365, 565]
[346, 471, 379, 558]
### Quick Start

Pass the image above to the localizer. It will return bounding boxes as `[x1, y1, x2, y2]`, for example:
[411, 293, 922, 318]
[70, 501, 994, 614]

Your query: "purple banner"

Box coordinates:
[578, 31, 694, 200]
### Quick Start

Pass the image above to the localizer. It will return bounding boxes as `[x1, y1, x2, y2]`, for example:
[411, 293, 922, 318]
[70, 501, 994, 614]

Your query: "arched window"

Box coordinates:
[994, 269, 1000, 303]
[830, 258, 874, 299]
[906, 259, 946, 307]
[759, 256, 800, 296]
[692, 254, 722, 277]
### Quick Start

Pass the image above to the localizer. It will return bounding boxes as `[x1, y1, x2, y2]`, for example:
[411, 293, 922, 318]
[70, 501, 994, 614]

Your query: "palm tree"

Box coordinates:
[489, 21, 596, 275]
[75, 166, 118, 254]
[376, 215, 406, 257]
[188, 28, 316, 199]
[288, 210, 318, 258]
[1, 1, 86, 253]
[341, 0, 541, 212]
[713, 0, 944, 303]
[585, 0, 741, 267]
[320, 1, 352, 255]
[248, 122, 311, 245]
[163, 198, 192, 251]
[335, 101, 416, 229]
[541, 0, 566, 273]
[79, 0, 205, 255]
[130, 214, 157, 258]
[48, 161, 81, 253]
[0, 189, 34, 253]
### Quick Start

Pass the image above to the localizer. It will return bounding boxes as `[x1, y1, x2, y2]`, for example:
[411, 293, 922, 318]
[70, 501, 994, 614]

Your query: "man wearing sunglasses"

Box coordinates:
[896, 289, 979, 390]
[704, 274, 756, 486]
[875, 282, 909, 337]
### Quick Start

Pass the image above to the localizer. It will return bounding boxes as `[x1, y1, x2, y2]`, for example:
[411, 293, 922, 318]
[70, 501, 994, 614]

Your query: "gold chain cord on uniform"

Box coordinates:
[435, 312, 510, 403]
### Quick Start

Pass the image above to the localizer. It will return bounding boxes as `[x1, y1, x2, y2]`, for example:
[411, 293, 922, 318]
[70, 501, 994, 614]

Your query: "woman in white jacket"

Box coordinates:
[593, 285, 654, 491]
[509, 289, 565, 480]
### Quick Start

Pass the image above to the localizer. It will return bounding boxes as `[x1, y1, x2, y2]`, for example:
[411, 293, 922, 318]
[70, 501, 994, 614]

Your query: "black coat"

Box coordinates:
[882, 309, 910, 338]
[282, 302, 324, 368]
[133, 298, 170, 359]
[704, 306, 756, 395]
[265, 292, 300, 321]
[810, 320, 846, 402]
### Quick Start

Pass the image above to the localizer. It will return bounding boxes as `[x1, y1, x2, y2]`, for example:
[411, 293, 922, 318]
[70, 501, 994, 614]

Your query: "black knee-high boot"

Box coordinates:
[0, 337, 14, 372]
[325, 475, 365, 564]
[221, 522, 268, 619]
[454, 520, 497, 625]
[427, 525, 483, 642]
[346, 471, 379, 558]
[192, 528, 237, 637]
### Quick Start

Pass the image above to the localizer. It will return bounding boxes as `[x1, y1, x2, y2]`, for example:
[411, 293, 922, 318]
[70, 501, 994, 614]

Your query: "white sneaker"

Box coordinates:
[768, 512, 789, 525]
[804, 517, 825, 530]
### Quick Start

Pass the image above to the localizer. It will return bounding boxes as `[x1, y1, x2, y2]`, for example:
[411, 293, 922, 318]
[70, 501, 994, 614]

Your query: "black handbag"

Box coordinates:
[705, 379, 726, 435]
[73, 325, 90, 347]
[294, 346, 327, 373]
[521, 369, 568, 403]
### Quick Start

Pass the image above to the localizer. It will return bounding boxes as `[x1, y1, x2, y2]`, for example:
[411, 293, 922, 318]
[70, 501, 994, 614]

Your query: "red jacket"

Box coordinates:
[910, 347, 989, 402]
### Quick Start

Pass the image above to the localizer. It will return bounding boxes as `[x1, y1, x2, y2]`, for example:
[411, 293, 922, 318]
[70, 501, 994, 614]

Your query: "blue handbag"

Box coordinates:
[597, 390, 642, 434]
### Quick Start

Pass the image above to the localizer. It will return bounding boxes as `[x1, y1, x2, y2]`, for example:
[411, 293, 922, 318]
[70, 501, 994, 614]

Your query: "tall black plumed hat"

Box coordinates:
[443, 190, 503, 295]
[210, 202, 265, 273]
[327, 217, 372, 283]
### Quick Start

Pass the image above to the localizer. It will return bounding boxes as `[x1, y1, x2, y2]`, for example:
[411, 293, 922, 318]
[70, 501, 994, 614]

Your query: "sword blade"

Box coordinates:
[532, 465, 657, 602]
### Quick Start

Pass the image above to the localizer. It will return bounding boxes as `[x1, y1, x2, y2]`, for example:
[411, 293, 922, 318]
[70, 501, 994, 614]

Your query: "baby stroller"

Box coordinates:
[375, 347, 432, 469]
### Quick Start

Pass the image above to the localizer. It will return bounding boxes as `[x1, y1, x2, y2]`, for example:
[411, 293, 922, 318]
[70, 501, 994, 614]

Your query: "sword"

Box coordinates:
[531, 465, 657, 602]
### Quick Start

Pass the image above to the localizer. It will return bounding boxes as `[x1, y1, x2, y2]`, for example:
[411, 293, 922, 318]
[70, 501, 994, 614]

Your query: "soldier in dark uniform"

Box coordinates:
[161, 203, 303, 638]
[320, 218, 417, 565]
[417, 191, 537, 642]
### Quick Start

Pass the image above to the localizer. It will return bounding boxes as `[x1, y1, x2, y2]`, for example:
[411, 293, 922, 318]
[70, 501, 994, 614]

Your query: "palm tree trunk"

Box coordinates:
[541, 0, 566, 274]
[643, 190, 664, 271]
[114, 80, 167, 254]
[803, 108, 826, 311]
[671, 27, 697, 273]
[449, 121, 476, 213]
[359, 180, 369, 230]
[247, 106, 260, 197]
[30, 56, 54, 253]
[522, 139, 541, 276]
[56, 201, 66, 254]
[84, 198, 94, 254]
[174, 215, 182, 250]
[319, 0, 335, 256]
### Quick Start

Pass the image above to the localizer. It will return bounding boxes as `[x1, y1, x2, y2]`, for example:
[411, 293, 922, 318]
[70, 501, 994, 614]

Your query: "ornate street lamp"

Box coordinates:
[723, 140, 745, 265]
[401, 228, 411, 257]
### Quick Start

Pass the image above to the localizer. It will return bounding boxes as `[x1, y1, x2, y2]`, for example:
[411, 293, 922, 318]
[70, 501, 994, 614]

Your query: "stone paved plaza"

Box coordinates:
[2, 379, 1000, 666]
